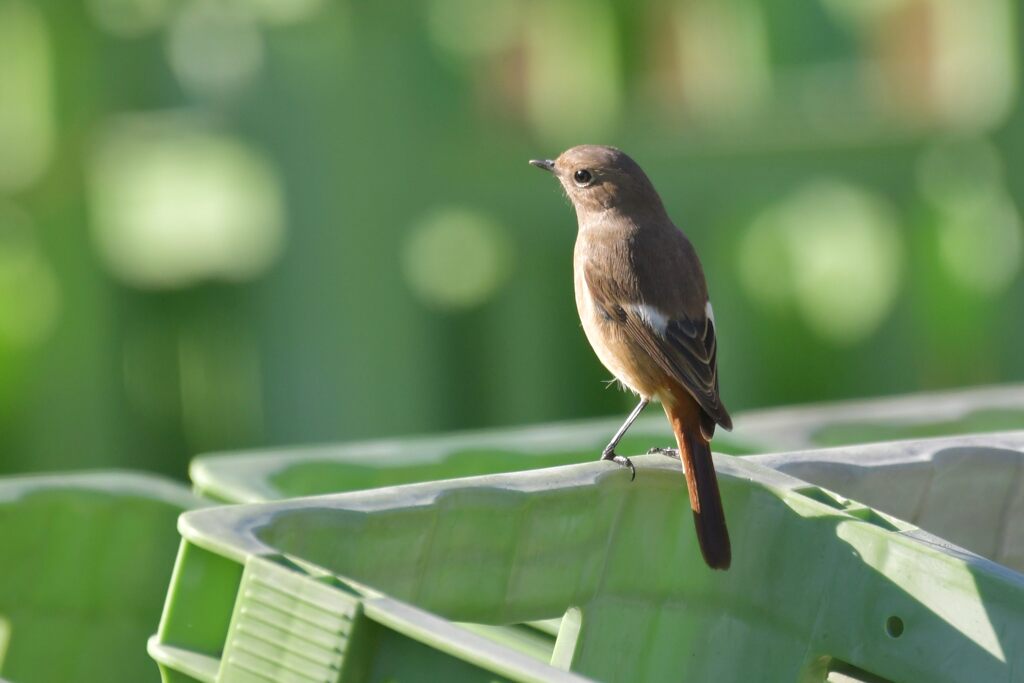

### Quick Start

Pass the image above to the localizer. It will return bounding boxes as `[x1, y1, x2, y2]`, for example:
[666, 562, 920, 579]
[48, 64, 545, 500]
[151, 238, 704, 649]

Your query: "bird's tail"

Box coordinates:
[666, 402, 731, 570]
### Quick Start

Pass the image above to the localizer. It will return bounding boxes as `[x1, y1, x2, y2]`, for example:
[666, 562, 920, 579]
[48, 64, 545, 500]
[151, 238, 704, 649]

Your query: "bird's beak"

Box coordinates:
[529, 159, 555, 172]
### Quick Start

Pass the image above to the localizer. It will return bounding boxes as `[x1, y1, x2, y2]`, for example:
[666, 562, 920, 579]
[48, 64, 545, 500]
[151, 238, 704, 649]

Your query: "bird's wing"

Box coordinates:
[583, 257, 732, 436]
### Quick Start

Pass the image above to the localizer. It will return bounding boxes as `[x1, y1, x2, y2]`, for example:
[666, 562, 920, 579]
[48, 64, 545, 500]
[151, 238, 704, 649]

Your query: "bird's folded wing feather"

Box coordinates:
[584, 267, 732, 433]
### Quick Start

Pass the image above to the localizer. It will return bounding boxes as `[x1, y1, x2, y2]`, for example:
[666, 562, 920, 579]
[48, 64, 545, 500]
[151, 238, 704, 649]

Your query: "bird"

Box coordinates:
[530, 145, 732, 570]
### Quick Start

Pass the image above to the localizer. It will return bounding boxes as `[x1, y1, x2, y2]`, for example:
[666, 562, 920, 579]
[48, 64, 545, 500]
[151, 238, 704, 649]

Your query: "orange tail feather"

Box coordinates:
[665, 399, 731, 570]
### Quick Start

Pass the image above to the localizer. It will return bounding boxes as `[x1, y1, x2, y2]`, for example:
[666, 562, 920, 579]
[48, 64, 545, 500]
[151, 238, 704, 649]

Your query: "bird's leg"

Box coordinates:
[601, 398, 649, 481]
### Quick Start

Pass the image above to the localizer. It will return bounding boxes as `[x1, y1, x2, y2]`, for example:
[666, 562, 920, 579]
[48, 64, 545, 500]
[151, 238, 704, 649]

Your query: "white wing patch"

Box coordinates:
[625, 302, 713, 337]
[628, 304, 669, 336]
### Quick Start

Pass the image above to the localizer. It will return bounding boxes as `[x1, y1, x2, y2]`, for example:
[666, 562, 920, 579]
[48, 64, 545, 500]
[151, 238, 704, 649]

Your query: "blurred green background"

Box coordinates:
[0, 0, 1022, 478]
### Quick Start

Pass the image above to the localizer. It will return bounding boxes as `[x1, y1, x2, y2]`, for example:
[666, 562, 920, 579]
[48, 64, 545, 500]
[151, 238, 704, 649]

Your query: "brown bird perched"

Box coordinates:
[531, 145, 732, 570]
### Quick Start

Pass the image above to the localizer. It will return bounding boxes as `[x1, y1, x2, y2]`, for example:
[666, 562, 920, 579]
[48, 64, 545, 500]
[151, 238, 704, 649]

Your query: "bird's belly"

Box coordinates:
[576, 283, 665, 400]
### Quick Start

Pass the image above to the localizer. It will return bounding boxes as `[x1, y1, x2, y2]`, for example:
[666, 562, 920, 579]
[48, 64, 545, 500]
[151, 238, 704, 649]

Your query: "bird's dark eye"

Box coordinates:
[574, 169, 593, 186]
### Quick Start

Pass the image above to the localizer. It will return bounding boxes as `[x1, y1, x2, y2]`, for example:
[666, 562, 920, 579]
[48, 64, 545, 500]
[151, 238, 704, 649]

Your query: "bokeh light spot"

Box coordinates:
[402, 208, 512, 311]
[740, 181, 903, 344]
[673, 0, 770, 121]
[918, 139, 1022, 294]
[525, 0, 621, 144]
[928, 0, 1016, 131]
[0, 203, 61, 347]
[0, 0, 54, 192]
[859, 0, 1016, 132]
[166, 0, 264, 98]
[937, 197, 1022, 295]
[88, 115, 287, 290]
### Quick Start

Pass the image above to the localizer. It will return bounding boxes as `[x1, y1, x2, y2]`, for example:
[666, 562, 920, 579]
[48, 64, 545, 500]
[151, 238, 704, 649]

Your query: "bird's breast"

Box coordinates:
[573, 241, 665, 399]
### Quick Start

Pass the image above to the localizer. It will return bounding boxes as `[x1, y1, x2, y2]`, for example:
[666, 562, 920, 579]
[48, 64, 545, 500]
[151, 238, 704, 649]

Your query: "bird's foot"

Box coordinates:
[601, 449, 635, 481]
[647, 447, 679, 459]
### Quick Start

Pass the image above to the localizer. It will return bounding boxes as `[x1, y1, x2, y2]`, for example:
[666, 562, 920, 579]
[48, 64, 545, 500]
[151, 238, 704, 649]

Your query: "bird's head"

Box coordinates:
[530, 145, 664, 220]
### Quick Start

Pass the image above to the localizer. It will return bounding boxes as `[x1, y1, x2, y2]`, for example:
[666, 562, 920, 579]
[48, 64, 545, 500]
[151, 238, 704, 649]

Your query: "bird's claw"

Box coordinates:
[602, 450, 636, 481]
[647, 447, 679, 459]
